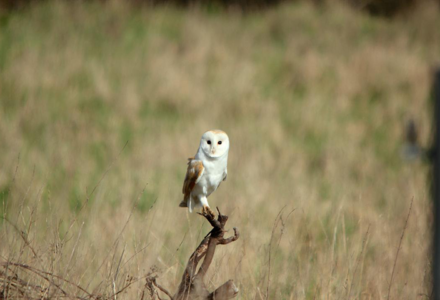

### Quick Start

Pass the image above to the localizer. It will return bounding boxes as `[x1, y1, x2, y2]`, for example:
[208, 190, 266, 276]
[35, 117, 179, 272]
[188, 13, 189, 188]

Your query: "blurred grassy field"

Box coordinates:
[1, 0, 440, 298]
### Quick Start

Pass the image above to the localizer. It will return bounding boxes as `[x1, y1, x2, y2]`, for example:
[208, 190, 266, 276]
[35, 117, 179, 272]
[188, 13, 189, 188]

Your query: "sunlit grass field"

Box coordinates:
[1, 0, 440, 298]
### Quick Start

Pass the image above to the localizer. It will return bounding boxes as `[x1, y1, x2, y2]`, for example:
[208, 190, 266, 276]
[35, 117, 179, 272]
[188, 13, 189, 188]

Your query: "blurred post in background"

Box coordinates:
[433, 68, 440, 299]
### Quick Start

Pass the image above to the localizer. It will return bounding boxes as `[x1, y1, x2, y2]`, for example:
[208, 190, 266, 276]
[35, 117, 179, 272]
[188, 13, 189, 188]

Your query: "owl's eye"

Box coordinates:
[218, 141, 222, 145]
[207, 140, 211, 145]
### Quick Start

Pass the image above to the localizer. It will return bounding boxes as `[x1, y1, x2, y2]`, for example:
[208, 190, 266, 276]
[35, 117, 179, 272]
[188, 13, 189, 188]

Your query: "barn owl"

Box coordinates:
[179, 130, 229, 216]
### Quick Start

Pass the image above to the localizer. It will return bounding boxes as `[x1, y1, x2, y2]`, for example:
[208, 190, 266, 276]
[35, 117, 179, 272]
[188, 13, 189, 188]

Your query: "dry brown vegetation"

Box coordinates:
[0, 0, 440, 298]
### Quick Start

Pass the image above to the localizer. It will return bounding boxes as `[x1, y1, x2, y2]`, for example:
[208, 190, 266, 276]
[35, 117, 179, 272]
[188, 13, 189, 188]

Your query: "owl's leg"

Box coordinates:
[199, 196, 209, 208]
[200, 196, 215, 218]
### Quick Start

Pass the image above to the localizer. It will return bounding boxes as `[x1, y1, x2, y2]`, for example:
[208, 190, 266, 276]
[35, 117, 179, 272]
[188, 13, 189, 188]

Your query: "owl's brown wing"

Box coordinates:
[179, 158, 204, 207]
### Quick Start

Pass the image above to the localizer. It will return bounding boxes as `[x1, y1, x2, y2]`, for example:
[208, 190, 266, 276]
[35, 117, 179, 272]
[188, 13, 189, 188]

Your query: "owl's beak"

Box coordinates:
[211, 147, 216, 155]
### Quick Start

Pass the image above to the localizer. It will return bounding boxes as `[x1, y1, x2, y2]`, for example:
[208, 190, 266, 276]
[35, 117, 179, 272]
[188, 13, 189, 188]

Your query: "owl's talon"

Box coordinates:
[204, 206, 216, 219]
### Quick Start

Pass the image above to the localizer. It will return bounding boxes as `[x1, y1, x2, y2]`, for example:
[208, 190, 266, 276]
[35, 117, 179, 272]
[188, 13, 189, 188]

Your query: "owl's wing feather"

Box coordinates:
[182, 158, 204, 196]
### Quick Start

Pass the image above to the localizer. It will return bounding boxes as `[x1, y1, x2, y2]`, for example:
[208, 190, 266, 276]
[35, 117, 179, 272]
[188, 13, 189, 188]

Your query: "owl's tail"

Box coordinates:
[179, 195, 193, 213]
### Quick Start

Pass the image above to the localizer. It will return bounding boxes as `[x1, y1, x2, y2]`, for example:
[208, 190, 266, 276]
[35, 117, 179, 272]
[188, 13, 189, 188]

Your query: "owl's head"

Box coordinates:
[200, 130, 229, 158]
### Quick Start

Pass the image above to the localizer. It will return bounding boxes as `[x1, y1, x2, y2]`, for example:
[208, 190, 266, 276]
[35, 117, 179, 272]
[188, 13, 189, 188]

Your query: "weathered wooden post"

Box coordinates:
[145, 207, 240, 300]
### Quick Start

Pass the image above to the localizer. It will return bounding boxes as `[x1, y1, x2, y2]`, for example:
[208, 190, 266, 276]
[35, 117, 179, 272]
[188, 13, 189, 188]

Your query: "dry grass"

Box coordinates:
[0, 0, 439, 298]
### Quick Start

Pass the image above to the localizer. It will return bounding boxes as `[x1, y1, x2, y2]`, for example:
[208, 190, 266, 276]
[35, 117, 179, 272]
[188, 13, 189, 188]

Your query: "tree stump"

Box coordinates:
[147, 207, 239, 300]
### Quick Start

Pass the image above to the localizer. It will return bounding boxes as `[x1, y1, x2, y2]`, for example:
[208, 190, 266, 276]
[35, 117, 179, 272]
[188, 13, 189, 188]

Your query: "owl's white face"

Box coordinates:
[199, 130, 229, 158]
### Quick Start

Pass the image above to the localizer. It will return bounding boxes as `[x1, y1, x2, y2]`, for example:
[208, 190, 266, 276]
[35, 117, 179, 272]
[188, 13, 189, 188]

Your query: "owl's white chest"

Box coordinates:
[194, 154, 227, 196]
